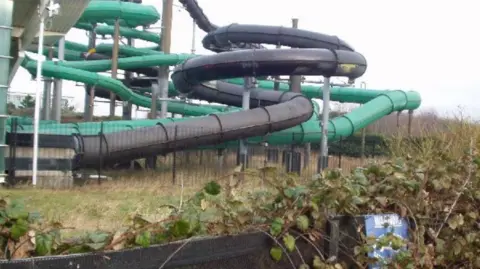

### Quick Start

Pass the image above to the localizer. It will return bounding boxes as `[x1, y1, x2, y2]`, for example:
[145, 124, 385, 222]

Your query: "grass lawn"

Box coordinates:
[0, 155, 371, 234]
[0, 178, 204, 232]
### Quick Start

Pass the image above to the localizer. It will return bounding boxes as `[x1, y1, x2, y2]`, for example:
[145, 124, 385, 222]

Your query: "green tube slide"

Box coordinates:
[75, 22, 160, 44]
[77, 1, 160, 28]
[29, 43, 162, 61]
[20, 57, 225, 117]
[94, 44, 163, 56]
[63, 41, 89, 52]
[57, 53, 195, 72]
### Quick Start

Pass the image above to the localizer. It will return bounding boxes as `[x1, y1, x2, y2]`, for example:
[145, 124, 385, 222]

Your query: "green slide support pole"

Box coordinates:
[0, 0, 13, 182]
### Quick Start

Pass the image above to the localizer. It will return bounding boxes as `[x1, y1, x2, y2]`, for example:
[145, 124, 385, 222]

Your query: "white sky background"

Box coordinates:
[10, 0, 480, 118]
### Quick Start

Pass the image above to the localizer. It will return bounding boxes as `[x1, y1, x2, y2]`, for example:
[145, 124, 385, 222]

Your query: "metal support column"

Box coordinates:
[158, 71, 168, 118]
[238, 77, 255, 168]
[109, 19, 120, 118]
[51, 37, 64, 122]
[289, 18, 301, 93]
[360, 82, 367, 162]
[84, 26, 96, 121]
[41, 47, 53, 120]
[33, 12, 46, 186]
[123, 38, 134, 120]
[146, 0, 172, 169]
[272, 43, 281, 91]
[0, 0, 13, 183]
[158, 0, 173, 118]
[408, 110, 413, 136]
[290, 18, 310, 169]
[191, 19, 196, 54]
[150, 83, 157, 119]
[145, 83, 159, 169]
[318, 77, 331, 172]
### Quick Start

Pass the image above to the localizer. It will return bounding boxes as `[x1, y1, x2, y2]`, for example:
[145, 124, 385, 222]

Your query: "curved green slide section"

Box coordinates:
[16, 0, 421, 149]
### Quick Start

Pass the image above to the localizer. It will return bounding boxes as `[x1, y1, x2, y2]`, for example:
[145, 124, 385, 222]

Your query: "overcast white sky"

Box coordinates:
[10, 0, 480, 118]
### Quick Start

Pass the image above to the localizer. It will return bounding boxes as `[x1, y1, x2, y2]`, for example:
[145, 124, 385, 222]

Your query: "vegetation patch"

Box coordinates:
[1, 136, 480, 268]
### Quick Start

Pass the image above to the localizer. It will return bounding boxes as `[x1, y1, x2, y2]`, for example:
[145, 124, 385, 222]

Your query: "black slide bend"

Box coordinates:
[178, 0, 264, 51]
[78, 87, 314, 167]
[75, 3, 367, 168]
[177, 0, 218, 32]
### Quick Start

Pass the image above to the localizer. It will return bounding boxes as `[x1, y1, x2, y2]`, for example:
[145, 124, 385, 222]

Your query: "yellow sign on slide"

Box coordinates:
[85, 48, 97, 57]
[339, 64, 358, 73]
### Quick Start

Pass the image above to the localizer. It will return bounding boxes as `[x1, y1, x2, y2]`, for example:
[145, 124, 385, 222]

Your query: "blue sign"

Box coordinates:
[364, 214, 409, 269]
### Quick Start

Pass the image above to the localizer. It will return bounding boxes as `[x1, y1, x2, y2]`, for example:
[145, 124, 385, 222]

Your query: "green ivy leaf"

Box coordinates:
[132, 214, 151, 228]
[353, 169, 368, 183]
[296, 215, 309, 232]
[190, 191, 206, 207]
[153, 232, 169, 244]
[35, 233, 54, 256]
[375, 196, 388, 207]
[270, 217, 284, 236]
[270, 246, 282, 262]
[313, 255, 323, 268]
[284, 188, 296, 199]
[447, 214, 464, 230]
[282, 233, 295, 252]
[170, 219, 190, 237]
[135, 231, 151, 247]
[390, 237, 405, 250]
[351, 196, 367, 205]
[0, 213, 6, 225]
[88, 231, 110, 243]
[204, 181, 221, 196]
[6, 199, 28, 220]
[284, 186, 308, 200]
[403, 180, 420, 192]
[10, 218, 29, 240]
[435, 238, 445, 253]
[453, 239, 462, 256]
[86, 242, 106, 251]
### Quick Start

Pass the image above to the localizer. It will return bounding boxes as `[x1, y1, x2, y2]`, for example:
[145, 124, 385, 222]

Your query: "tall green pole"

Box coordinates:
[0, 0, 13, 182]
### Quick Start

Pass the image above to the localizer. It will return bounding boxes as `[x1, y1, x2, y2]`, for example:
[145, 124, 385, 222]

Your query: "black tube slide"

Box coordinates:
[202, 24, 354, 52]
[76, 22, 367, 167]
[79, 88, 313, 167]
[178, 0, 264, 51]
[177, 0, 218, 32]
